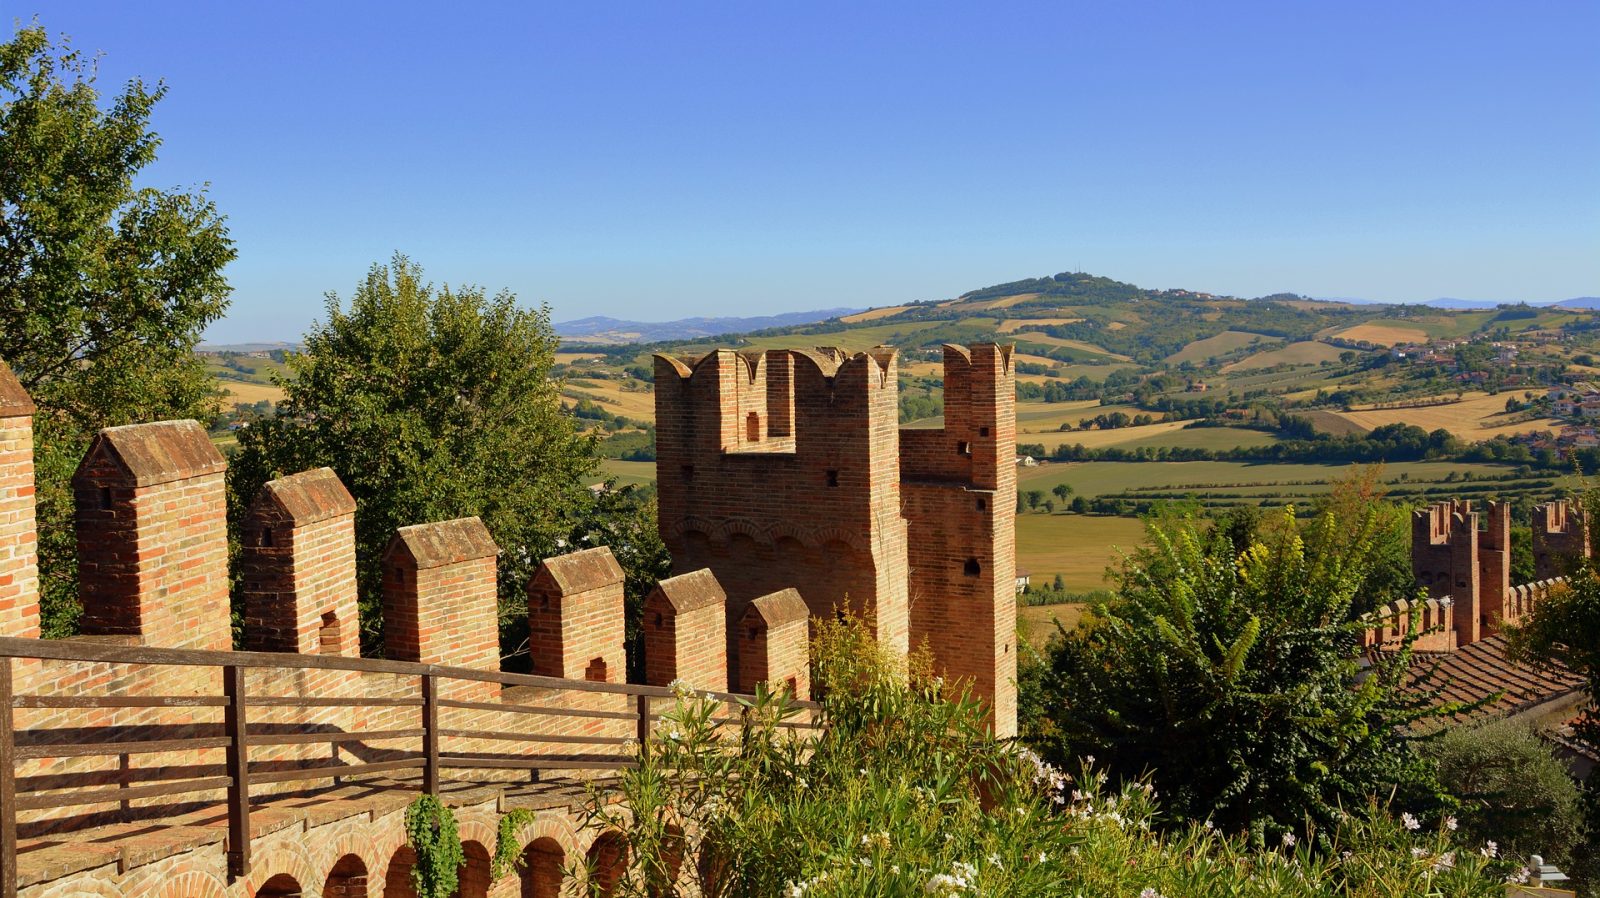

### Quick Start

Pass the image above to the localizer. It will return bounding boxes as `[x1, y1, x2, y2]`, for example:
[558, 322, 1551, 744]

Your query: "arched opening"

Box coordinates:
[459, 840, 493, 898]
[325, 853, 370, 898]
[586, 832, 627, 897]
[383, 846, 417, 898]
[521, 836, 565, 898]
[746, 411, 761, 442]
[258, 873, 304, 898]
[652, 825, 684, 896]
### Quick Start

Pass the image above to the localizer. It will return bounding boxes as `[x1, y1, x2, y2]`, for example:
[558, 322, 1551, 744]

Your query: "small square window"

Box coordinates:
[976, 498, 987, 511]
[681, 465, 695, 482]
[826, 469, 840, 487]
[979, 426, 990, 437]
[957, 441, 971, 456]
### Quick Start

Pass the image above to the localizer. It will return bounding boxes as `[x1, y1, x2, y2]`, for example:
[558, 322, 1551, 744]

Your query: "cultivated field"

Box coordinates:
[219, 380, 286, 405]
[565, 377, 656, 420]
[1166, 331, 1266, 363]
[839, 305, 912, 323]
[997, 317, 1086, 333]
[1016, 458, 1523, 500]
[1328, 392, 1561, 440]
[589, 459, 658, 487]
[1017, 601, 1087, 645]
[1015, 512, 1147, 592]
[1328, 322, 1428, 346]
[1221, 341, 1346, 371]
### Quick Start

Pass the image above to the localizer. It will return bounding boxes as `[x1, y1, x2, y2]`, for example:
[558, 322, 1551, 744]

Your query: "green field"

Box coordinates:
[1166, 331, 1267, 364]
[589, 459, 658, 488]
[1017, 459, 1525, 500]
[1015, 513, 1147, 591]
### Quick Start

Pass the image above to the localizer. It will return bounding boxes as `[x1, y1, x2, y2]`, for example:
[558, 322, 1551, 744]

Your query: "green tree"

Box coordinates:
[1023, 489, 1044, 512]
[0, 24, 235, 636]
[231, 255, 598, 655]
[1022, 505, 1468, 843]
[1425, 721, 1586, 871]
[1051, 483, 1073, 504]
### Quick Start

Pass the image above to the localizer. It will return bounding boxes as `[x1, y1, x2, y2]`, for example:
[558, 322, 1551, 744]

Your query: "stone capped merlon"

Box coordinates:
[75, 420, 225, 487]
[250, 467, 356, 526]
[385, 517, 499, 569]
[745, 587, 809, 627]
[533, 545, 624, 594]
[0, 358, 34, 415]
[651, 568, 726, 614]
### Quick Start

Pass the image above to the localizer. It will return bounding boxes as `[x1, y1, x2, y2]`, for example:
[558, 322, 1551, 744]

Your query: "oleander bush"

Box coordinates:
[575, 617, 1515, 897]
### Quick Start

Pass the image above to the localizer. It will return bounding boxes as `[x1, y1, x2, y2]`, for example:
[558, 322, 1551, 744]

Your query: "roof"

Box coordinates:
[75, 420, 226, 487]
[649, 568, 726, 615]
[0, 359, 33, 415]
[533, 546, 624, 595]
[386, 517, 499, 570]
[1410, 634, 1584, 725]
[744, 588, 809, 627]
[252, 468, 355, 526]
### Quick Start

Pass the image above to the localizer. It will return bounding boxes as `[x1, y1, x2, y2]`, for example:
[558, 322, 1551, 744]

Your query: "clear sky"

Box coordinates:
[13, 2, 1600, 342]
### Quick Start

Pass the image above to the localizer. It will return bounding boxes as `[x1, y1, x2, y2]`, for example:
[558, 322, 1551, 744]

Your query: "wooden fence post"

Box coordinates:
[1, 657, 16, 898]
[422, 674, 439, 795]
[635, 693, 651, 747]
[224, 665, 251, 879]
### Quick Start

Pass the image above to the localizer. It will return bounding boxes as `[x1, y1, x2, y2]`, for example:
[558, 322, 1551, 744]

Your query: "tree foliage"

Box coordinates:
[1424, 721, 1586, 871]
[230, 255, 597, 655]
[581, 617, 1512, 897]
[1021, 504, 1469, 843]
[0, 23, 235, 636]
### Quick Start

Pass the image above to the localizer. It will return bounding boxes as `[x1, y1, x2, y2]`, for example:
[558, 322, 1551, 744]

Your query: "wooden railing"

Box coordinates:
[0, 636, 819, 897]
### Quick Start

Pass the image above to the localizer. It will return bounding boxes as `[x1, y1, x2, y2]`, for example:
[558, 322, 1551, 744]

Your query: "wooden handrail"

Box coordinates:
[0, 633, 822, 896]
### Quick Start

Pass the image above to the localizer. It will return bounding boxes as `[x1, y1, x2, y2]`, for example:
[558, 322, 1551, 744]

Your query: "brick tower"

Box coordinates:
[900, 344, 1017, 735]
[653, 342, 1017, 735]
[1532, 499, 1589, 580]
[1411, 500, 1481, 646]
[653, 347, 909, 655]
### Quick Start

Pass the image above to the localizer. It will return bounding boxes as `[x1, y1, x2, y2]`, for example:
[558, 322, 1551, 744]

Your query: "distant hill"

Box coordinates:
[1314, 296, 1600, 310]
[556, 309, 862, 345]
[197, 341, 301, 353]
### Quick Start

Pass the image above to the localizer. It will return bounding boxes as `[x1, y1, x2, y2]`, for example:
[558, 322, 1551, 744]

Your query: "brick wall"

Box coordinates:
[382, 517, 501, 673]
[72, 420, 231, 651]
[0, 358, 38, 639]
[901, 345, 1017, 737]
[653, 347, 909, 660]
[241, 468, 360, 656]
[642, 568, 728, 691]
[527, 546, 626, 683]
[1411, 500, 1481, 646]
[735, 588, 810, 699]
[1532, 499, 1589, 580]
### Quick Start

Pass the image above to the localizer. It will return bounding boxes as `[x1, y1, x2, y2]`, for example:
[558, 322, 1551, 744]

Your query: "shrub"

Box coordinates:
[578, 618, 1512, 896]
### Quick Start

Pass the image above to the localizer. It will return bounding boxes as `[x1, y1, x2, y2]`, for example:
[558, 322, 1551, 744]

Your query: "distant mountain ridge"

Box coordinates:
[556, 308, 862, 344]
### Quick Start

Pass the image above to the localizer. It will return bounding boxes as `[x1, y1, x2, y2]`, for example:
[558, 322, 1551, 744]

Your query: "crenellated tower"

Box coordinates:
[1532, 498, 1589, 580]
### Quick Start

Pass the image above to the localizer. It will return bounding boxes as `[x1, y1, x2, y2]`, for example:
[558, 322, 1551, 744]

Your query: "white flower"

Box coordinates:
[1480, 841, 1498, 859]
[1400, 812, 1420, 831]
[1443, 815, 1458, 831]
[668, 678, 695, 699]
[1281, 832, 1296, 848]
[1140, 889, 1165, 898]
[1432, 851, 1455, 872]
[987, 854, 1003, 870]
[1037, 852, 1048, 863]
[1203, 820, 1214, 831]
[1506, 867, 1530, 885]
[1411, 847, 1428, 858]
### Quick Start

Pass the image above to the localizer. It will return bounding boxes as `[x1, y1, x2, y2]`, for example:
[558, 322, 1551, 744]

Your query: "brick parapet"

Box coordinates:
[382, 518, 501, 675]
[241, 468, 360, 656]
[527, 546, 626, 683]
[735, 588, 810, 699]
[72, 421, 231, 651]
[642, 568, 728, 692]
[1532, 499, 1589, 580]
[0, 389, 39, 640]
[1411, 499, 1481, 646]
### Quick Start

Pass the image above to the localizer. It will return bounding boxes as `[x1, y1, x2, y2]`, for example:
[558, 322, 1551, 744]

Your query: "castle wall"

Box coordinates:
[241, 468, 360, 656]
[73, 421, 231, 651]
[0, 359, 37, 640]
[653, 347, 909, 658]
[1532, 499, 1589, 580]
[900, 345, 1017, 737]
[1411, 500, 1480, 646]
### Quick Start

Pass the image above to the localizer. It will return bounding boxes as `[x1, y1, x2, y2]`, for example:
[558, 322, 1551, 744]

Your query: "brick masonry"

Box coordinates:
[241, 468, 360, 656]
[653, 343, 1018, 735]
[0, 359, 37, 641]
[1532, 498, 1589, 581]
[642, 568, 729, 692]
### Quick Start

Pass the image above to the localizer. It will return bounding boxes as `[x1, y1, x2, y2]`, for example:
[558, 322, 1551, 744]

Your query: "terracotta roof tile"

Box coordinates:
[386, 517, 499, 569]
[1407, 634, 1584, 725]
[533, 547, 624, 595]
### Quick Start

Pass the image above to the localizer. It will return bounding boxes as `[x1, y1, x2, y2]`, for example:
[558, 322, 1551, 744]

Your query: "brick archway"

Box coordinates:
[258, 873, 306, 897]
[585, 831, 627, 897]
[324, 852, 370, 898]
[151, 870, 228, 898]
[248, 843, 322, 898]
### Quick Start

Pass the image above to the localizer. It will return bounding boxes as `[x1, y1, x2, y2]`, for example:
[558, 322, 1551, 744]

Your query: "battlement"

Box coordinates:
[653, 342, 1017, 736]
[1532, 498, 1590, 580]
[1360, 595, 1457, 652]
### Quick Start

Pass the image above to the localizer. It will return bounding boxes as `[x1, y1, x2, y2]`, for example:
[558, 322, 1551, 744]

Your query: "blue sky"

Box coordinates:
[14, 2, 1599, 342]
